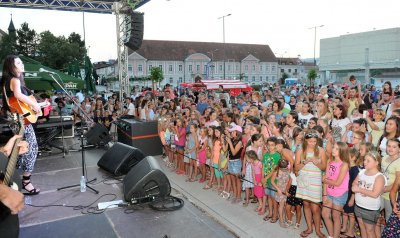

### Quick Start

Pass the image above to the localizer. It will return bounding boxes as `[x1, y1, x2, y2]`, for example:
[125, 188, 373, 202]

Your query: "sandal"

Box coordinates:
[294, 223, 301, 229]
[242, 201, 249, 207]
[22, 175, 40, 195]
[203, 184, 212, 190]
[300, 230, 313, 238]
[270, 218, 278, 223]
[263, 215, 272, 221]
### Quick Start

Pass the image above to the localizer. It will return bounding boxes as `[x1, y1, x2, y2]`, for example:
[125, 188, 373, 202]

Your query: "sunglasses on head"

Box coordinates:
[305, 133, 319, 139]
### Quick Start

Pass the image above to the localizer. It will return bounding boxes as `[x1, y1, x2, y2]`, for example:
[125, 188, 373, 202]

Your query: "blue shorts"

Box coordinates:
[265, 184, 275, 197]
[175, 145, 185, 150]
[327, 192, 348, 206]
[228, 159, 242, 175]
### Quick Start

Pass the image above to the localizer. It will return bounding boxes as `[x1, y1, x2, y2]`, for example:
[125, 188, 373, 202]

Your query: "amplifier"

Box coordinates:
[116, 118, 162, 156]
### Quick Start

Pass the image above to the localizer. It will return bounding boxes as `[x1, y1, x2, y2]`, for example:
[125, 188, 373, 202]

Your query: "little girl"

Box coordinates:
[271, 159, 291, 228]
[249, 150, 264, 213]
[341, 148, 361, 238]
[322, 141, 350, 238]
[352, 151, 386, 238]
[204, 126, 215, 190]
[186, 123, 199, 182]
[197, 127, 208, 183]
[242, 134, 264, 206]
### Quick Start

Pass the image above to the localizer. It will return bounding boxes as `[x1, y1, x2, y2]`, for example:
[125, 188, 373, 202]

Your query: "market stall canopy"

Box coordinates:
[180, 79, 252, 96]
[20, 56, 85, 91]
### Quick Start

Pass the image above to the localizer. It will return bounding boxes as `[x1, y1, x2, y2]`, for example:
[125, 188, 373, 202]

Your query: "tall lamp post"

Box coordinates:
[218, 13, 231, 80]
[309, 25, 324, 67]
[207, 49, 218, 79]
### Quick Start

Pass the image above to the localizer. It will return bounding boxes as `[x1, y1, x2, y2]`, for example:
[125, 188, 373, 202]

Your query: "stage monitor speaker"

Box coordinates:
[97, 142, 145, 176]
[123, 156, 171, 203]
[124, 11, 144, 51]
[85, 123, 111, 145]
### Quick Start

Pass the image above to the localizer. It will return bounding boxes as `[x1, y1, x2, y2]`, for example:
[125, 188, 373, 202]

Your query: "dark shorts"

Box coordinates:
[354, 205, 380, 225]
[287, 185, 303, 206]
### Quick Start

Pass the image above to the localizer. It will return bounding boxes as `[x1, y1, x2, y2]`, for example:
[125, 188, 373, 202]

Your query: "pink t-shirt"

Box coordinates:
[252, 160, 263, 175]
[326, 161, 349, 197]
[174, 127, 186, 147]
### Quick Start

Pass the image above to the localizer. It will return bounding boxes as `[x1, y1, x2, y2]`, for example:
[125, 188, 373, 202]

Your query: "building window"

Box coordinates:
[169, 65, 173, 72]
[179, 77, 183, 83]
[189, 65, 193, 72]
[266, 65, 270, 72]
[138, 65, 142, 72]
[281, 68, 284, 73]
[260, 76, 262, 81]
[228, 65, 231, 71]
[219, 65, 223, 71]
[272, 76, 275, 80]
[169, 77, 173, 84]
[266, 76, 269, 80]
[252, 76, 256, 82]
[159, 65, 163, 71]
[288, 69, 292, 73]
[260, 65, 263, 71]
[204, 65, 207, 72]
[148, 65, 152, 71]
[295, 69, 298, 73]
[236, 65, 239, 71]
[272, 66, 276, 72]
[245, 65, 248, 71]
[128, 65, 133, 72]
[179, 65, 183, 72]
[196, 65, 200, 72]
[252, 65, 256, 71]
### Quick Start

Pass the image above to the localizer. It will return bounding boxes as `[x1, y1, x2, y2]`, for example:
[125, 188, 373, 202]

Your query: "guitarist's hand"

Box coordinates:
[0, 184, 24, 214]
[33, 103, 41, 113]
[3, 135, 28, 156]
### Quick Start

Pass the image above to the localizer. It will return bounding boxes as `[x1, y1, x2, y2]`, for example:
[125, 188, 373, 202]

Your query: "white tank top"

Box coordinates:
[355, 169, 386, 210]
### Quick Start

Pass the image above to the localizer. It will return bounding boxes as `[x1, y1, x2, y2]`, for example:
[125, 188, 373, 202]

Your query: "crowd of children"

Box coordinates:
[155, 77, 400, 238]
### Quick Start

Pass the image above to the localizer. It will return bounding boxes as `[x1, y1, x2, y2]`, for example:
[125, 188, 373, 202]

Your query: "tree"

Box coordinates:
[149, 67, 164, 90]
[16, 23, 38, 57]
[281, 72, 289, 84]
[0, 34, 16, 60]
[307, 69, 318, 87]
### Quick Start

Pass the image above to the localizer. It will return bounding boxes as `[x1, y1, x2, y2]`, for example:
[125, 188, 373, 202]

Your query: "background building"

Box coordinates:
[96, 40, 279, 88]
[319, 28, 400, 87]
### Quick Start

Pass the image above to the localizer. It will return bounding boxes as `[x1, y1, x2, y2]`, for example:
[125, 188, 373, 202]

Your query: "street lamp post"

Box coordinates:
[218, 13, 231, 80]
[309, 25, 324, 67]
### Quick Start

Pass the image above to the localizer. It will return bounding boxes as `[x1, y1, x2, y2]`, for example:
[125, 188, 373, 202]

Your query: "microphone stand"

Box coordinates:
[47, 73, 99, 194]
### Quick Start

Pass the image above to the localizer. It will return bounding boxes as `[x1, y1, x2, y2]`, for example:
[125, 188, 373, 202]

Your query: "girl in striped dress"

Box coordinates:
[295, 130, 327, 238]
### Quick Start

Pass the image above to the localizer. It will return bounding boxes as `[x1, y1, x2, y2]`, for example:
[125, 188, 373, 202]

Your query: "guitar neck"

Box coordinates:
[3, 127, 25, 186]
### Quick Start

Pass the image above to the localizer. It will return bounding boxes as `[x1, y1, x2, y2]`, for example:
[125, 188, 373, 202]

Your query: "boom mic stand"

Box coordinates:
[48, 73, 99, 194]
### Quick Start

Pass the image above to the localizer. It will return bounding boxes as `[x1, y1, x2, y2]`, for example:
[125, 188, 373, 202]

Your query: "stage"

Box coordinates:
[18, 141, 236, 238]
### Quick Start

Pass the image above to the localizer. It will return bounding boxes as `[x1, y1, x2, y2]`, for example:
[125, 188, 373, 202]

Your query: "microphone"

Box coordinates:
[39, 68, 56, 74]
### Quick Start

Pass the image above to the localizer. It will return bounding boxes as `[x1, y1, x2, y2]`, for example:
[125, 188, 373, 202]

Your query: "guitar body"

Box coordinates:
[0, 116, 24, 222]
[0, 153, 21, 221]
[7, 95, 43, 124]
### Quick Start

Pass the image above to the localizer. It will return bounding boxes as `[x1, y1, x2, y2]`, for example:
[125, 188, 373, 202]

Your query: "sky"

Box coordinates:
[0, 0, 399, 62]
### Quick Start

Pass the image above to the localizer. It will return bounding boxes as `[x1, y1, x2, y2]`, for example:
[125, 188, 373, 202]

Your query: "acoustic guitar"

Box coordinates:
[7, 95, 50, 124]
[0, 116, 24, 221]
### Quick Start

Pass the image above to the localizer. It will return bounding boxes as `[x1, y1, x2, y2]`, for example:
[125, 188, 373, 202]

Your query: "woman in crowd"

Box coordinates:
[295, 130, 327, 238]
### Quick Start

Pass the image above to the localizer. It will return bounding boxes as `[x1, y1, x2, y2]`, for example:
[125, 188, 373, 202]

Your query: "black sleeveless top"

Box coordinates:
[228, 139, 243, 160]
[4, 78, 31, 97]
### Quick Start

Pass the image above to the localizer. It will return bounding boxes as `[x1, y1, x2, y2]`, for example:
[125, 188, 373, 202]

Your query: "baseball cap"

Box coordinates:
[228, 125, 243, 133]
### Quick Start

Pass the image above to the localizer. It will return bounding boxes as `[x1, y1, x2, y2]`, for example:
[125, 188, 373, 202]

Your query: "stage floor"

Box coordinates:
[19, 141, 235, 238]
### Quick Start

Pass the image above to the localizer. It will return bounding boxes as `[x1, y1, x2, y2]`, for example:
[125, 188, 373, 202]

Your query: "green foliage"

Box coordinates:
[16, 23, 38, 57]
[281, 72, 289, 80]
[251, 85, 262, 91]
[0, 34, 16, 60]
[307, 69, 318, 86]
[150, 67, 164, 83]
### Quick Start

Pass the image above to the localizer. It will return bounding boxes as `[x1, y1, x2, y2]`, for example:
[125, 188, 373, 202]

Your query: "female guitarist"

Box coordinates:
[1, 55, 41, 196]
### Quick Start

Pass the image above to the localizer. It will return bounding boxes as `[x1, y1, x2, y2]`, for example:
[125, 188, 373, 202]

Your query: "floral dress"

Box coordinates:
[274, 168, 290, 202]
[381, 191, 400, 238]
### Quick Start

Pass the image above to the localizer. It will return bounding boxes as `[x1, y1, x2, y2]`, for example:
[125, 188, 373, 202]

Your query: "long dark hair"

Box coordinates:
[1, 55, 23, 113]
